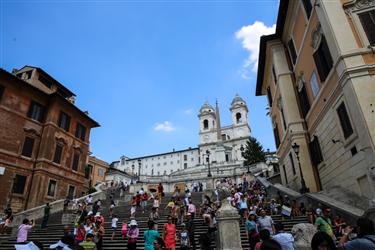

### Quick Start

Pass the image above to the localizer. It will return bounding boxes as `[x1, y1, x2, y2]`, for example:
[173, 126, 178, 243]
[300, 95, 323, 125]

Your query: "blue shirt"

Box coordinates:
[144, 229, 160, 250]
[344, 235, 375, 250]
[245, 220, 258, 233]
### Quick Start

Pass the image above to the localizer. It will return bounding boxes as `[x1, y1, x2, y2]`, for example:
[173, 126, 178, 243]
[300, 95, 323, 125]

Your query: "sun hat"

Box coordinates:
[95, 212, 100, 217]
[87, 211, 93, 216]
[129, 220, 138, 226]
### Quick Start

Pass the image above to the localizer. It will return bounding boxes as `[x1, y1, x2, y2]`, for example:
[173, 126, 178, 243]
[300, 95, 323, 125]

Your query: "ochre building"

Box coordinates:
[0, 66, 99, 212]
[256, 0, 375, 198]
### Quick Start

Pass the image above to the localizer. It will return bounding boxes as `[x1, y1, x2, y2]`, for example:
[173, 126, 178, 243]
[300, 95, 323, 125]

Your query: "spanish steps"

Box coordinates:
[0, 190, 309, 249]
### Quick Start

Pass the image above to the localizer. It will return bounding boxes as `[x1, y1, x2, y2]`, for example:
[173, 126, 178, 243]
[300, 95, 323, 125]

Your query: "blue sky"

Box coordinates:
[1, 0, 279, 163]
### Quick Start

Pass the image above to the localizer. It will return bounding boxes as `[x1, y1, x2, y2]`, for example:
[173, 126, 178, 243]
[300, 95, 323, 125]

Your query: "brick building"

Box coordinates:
[256, 0, 375, 198]
[87, 156, 109, 187]
[0, 66, 99, 212]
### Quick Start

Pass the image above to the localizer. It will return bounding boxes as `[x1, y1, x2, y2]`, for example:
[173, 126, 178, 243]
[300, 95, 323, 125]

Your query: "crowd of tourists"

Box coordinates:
[4, 175, 375, 250]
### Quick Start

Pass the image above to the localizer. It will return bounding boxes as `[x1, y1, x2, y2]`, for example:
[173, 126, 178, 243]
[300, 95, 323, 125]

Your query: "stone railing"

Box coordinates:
[12, 184, 107, 227]
[256, 177, 368, 225]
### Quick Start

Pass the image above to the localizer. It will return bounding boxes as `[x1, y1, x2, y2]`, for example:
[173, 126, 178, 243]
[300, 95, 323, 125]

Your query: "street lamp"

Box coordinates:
[240, 145, 250, 173]
[206, 150, 212, 177]
[292, 143, 309, 194]
[138, 159, 141, 182]
[131, 163, 135, 184]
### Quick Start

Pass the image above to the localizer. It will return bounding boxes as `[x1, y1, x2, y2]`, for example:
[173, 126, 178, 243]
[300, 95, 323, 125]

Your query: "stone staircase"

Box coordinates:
[0, 192, 215, 249]
[0, 190, 309, 249]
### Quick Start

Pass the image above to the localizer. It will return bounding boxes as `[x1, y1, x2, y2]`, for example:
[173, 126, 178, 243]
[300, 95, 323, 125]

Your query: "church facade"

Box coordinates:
[116, 94, 251, 177]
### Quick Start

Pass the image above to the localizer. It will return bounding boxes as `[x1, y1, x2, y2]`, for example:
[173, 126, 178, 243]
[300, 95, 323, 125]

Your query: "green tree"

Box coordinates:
[242, 137, 266, 166]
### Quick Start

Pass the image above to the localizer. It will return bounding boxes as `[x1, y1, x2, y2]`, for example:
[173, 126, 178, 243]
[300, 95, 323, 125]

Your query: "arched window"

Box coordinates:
[203, 119, 209, 129]
[236, 113, 242, 123]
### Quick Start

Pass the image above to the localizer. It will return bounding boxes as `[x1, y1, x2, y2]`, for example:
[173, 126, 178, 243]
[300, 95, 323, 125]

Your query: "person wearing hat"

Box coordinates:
[127, 219, 139, 250]
[246, 212, 260, 250]
[79, 232, 96, 250]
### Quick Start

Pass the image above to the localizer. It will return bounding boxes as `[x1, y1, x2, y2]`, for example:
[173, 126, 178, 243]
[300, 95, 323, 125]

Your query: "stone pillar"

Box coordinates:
[206, 177, 214, 190]
[216, 201, 243, 250]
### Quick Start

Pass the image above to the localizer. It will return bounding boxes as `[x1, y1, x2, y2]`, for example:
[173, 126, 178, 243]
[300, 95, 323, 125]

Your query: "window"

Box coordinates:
[282, 165, 288, 184]
[53, 144, 63, 164]
[266, 87, 273, 107]
[337, 102, 354, 139]
[203, 119, 209, 130]
[184, 163, 188, 169]
[47, 180, 57, 197]
[184, 155, 187, 161]
[272, 66, 277, 84]
[58, 111, 71, 132]
[289, 153, 296, 176]
[27, 101, 45, 122]
[273, 125, 281, 149]
[302, 0, 312, 19]
[310, 71, 320, 97]
[287, 39, 297, 65]
[297, 83, 311, 118]
[221, 134, 227, 141]
[13, 174, 27, 194]
[68, 186, 75, 199]
[72, 153, 80, 171]
[164, 162, 167, 166]
[191, 158, 194, 162]
[309, 136, 324, 165]
[75, 123, 86, 141]
[21, 137, 35, 158]
[280, 107, 287, 130]
[24, 71, 32, 80]
[351, 146, 358, 156]
[236, 113, 242, 123]
[38, 74, 52, 88]
[98, 168, 104, 177]
[313, 35, 333, 82]
[157, 171, 160, 176]
[85, 165, 92, 178]
[358, 10, 375, 46]
[0, 85, 4, 102]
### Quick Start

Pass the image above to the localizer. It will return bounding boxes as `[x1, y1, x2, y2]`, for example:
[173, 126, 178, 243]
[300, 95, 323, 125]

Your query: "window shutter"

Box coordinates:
[302, 0, 312, 19]
[298, 85, 311, 118]
[287, 39, 297, 65]
[267, 87, 273, 107]
[359, 10, 375, 46]
[309, 136, 323, 165]
[273, 125, 281, 149]
[337, 103, 354, 139]
[313, 36, 333, 82]
[21, 137, 35, 157]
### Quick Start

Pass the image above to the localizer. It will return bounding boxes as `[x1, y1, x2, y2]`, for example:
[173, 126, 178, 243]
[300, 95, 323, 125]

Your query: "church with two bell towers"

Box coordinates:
[117, 94, 251, 177]
[198, 94, 251, 166]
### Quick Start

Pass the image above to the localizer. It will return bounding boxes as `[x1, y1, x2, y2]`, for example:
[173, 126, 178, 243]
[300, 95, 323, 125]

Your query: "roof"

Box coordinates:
[18, 65, 76, 97]
[231, 94, 246, 106]
[0, 68, 100, 127]
[255, 0, 289, 96]
[126, 147, 199, 161]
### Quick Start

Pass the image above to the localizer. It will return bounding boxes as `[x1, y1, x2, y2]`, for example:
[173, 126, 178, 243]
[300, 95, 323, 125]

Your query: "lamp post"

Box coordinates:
[240, 144, 250, 173]
[292, 143, 309, 194]
[138, 159, 141, 182]
[131, 163, 135, 184]
[206, 150, 212, 177]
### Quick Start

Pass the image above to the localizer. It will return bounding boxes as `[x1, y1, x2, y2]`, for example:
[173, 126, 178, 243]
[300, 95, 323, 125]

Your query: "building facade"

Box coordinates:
[87, 156, 109, 187]
[0, 66, 99, 212]
[117, 95, 251, 177]
[256, 0, 375, 198]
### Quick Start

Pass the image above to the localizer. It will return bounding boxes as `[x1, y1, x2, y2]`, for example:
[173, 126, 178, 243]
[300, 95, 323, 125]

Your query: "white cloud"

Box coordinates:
[235, 21, 276, 79]
[184, 109, 193, 115]
[153, 121, 176, 132]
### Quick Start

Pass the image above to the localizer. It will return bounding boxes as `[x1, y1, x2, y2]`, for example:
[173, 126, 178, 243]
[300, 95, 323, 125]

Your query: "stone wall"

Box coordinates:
[11, 184, 106, 227]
